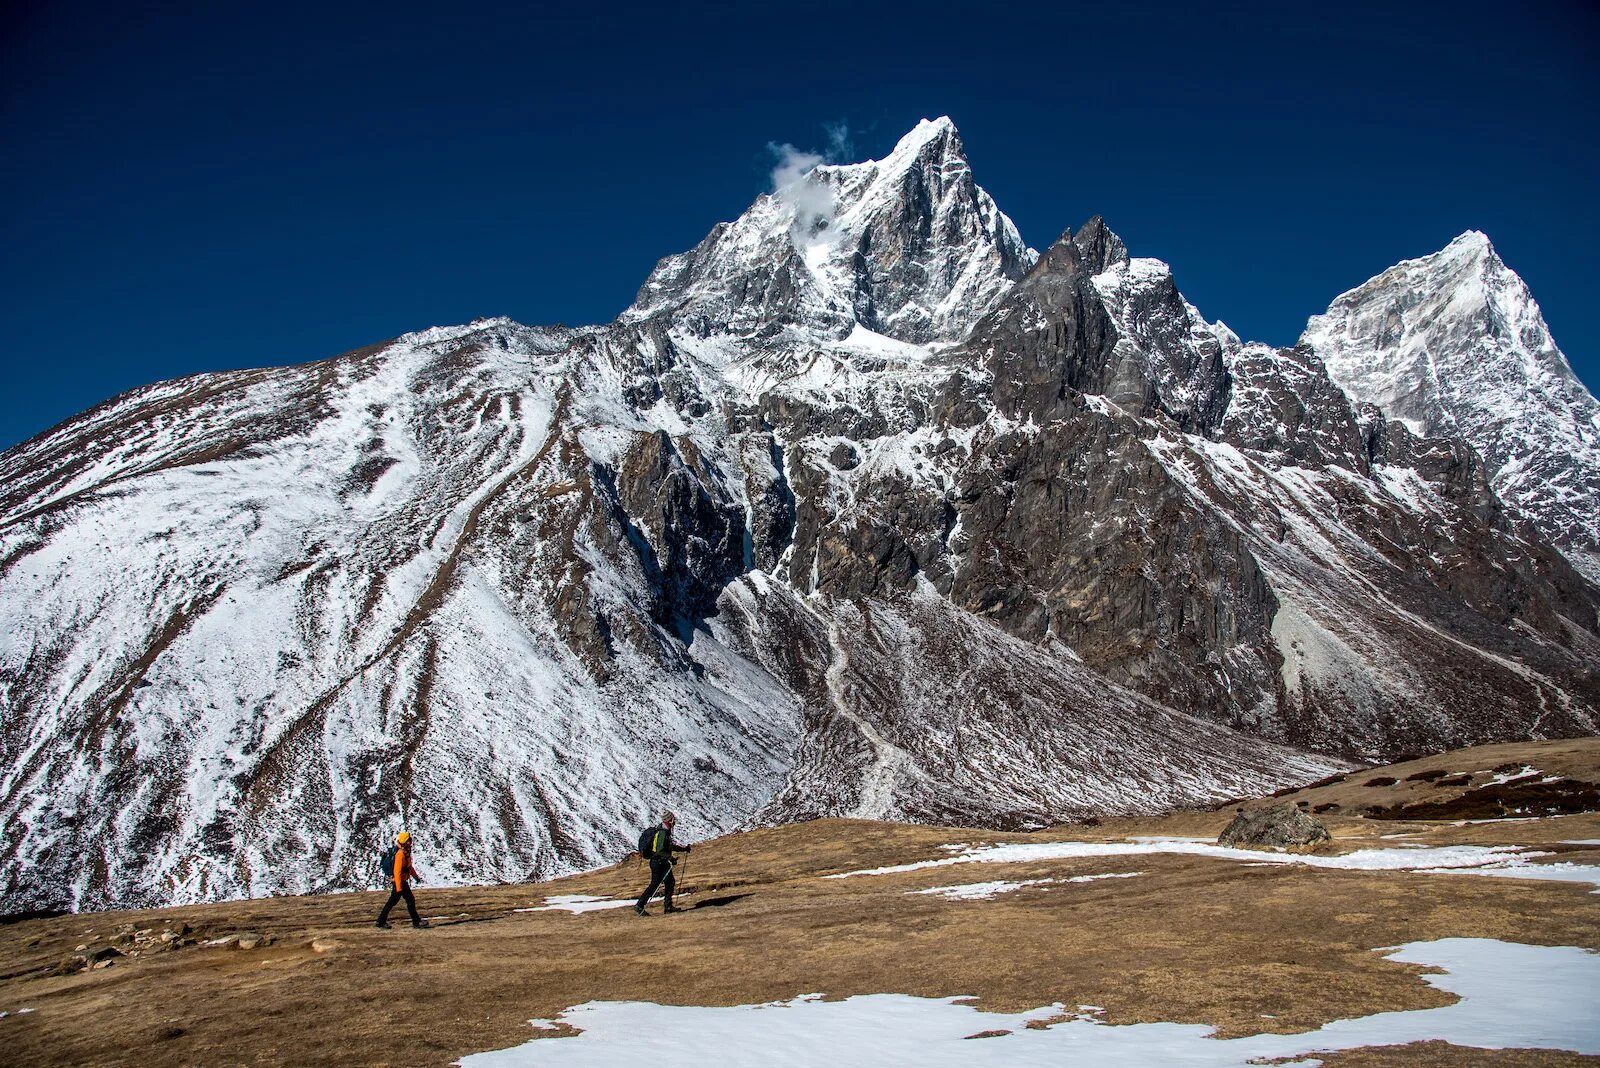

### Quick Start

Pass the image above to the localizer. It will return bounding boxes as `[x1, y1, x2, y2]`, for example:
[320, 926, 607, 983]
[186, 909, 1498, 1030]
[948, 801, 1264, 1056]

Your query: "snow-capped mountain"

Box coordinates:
[2, 120, 1596, 913]
[626, 117, 1035, 344]
[1303, 231, 1600, 582]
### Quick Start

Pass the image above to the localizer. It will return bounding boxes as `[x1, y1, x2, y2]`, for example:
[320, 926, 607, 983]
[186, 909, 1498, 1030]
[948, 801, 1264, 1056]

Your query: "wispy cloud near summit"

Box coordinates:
[766, 122, 852, 243]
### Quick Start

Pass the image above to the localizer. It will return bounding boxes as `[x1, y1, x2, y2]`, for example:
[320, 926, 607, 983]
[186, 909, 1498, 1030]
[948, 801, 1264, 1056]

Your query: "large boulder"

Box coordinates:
[1217, 803, 1331, 849]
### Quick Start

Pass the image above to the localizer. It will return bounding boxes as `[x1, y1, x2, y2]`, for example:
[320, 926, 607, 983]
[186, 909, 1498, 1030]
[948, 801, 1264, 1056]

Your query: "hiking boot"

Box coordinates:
[633, 905, 648, 916]
[375, 921, 391, 929]
[412, 919, 431, 929]
[663, 904, 684, 914]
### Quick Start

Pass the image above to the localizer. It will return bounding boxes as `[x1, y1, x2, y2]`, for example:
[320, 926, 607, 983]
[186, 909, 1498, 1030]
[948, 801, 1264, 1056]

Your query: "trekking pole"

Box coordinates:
[676, 853, 691, 898]
[657, 854, 676, 905]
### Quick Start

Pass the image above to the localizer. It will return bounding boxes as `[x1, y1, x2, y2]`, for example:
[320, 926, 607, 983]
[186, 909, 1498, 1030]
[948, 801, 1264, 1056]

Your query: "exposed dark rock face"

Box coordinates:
[969, 222, 1230, 431]
[966, 226, 1121, 421]
[613, 430, 746, 625]
[931, 406, 1283, 725]
[1218, 344, 1369, 470]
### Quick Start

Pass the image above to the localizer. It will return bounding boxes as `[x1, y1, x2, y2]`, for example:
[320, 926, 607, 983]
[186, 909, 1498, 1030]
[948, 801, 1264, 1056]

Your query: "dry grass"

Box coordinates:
[3, 748, 1599, 1066]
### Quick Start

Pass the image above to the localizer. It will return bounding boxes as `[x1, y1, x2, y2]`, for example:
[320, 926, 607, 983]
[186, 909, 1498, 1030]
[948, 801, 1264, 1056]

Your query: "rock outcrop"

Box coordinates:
[1218, 804, 1332, 849]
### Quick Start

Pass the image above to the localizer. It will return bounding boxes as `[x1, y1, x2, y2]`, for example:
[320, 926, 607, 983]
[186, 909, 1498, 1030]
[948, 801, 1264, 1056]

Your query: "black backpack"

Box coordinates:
[378, 845, 399, 887]
[637, 826, 657, 859]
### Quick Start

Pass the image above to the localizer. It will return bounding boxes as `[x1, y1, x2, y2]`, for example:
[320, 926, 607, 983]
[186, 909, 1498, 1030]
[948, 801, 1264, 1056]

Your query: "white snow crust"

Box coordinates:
[912, 872, 1146, 901]
[827, 838, 1600, 889]
[457, 938, 1600, 1066]
[516, 895, 636, 914]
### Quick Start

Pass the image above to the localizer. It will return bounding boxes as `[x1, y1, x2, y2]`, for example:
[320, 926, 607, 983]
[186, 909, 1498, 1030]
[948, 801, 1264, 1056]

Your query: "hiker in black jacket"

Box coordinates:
[634, 811, 691, 916]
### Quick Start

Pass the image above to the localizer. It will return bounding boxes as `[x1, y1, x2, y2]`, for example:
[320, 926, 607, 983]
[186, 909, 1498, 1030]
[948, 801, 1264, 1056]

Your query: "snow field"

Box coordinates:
[457, 938, 1600, 1066]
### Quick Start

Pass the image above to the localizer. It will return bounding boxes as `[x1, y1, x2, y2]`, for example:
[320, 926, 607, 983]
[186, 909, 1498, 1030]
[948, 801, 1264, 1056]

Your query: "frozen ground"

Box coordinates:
[458, 938, 1600, 1066]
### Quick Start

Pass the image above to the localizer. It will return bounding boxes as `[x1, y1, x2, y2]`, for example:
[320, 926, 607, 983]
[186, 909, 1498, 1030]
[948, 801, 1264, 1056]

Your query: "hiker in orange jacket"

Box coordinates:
[376, 831, 430, 929]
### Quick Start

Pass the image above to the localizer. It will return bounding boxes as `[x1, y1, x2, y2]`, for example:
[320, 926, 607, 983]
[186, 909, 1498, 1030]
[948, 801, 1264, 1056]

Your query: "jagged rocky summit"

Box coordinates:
[1, 117, 1596, 912]
[1302, 230, 1600, 584]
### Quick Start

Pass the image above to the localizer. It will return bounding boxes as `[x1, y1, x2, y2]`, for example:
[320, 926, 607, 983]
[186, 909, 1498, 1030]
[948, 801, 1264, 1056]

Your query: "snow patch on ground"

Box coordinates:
[457, 939, 1600, 1066]
[1484, 765, 1540, 786]
[912, 878, 1054, 901]
[1063, 871, 1144, 884]
[1127, 835, 1211, 843]
[516, 895, 636, 914]
[1417, 862, 1600, 888]
[825, 839, 1600, 889]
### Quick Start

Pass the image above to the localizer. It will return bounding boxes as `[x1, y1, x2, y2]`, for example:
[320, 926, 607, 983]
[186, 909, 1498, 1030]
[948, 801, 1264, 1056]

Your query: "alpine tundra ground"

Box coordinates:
[3, 740, 1598, 1067]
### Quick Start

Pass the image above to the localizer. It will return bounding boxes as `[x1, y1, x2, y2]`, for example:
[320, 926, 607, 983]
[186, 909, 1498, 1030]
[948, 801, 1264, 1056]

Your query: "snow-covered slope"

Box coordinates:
[1303, 232, 1600, 582]
[2, 120, 1596, 913]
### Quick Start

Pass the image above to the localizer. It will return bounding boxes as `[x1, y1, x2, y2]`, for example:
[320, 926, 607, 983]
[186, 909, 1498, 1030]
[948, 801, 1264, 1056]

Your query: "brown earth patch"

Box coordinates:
[1316, 1042, 1600, 1066]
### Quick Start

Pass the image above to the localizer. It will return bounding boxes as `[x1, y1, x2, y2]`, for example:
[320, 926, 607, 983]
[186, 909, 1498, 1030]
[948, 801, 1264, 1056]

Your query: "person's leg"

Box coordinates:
[662, 866, 677, 909]
[377, 890, 401, 925]
[402, 886, 422, 925]
[636, 861, 667, 910]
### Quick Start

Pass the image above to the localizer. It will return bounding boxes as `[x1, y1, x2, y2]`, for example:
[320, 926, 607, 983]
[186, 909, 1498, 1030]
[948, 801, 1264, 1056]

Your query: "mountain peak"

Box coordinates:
[1304, 230, 1600, 576]
[1019, 217, 1128, 282]
[1428, 229, 1501, 275]
[626, 115, 1031, 343]
[804, 118, 965, 193]
[1071, 215, 1130, 275]
[1356, 231, 1504, 296]
[811, 118, 971, 214]
[882, 115, 962, 161]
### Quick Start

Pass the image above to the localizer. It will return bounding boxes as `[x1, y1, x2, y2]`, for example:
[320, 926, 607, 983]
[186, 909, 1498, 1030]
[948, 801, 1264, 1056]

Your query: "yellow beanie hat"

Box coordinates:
[397, 831, 411, 845]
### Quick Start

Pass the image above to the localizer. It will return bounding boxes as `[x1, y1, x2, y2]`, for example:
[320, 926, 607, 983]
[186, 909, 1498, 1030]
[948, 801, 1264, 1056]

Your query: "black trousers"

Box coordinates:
[636, 858, 675, 909]
[378, 885, 421, 925]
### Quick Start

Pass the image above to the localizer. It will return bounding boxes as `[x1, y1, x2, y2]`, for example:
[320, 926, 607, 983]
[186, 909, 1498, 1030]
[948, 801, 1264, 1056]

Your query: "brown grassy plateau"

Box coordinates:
[3, 739, 1598, 1066]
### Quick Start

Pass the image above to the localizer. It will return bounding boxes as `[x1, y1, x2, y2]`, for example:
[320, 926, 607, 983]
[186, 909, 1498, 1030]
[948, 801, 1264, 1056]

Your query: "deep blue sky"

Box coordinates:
[2, 1, 1596, 450]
